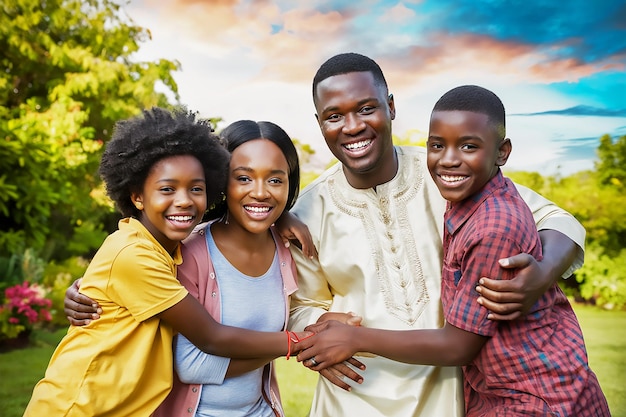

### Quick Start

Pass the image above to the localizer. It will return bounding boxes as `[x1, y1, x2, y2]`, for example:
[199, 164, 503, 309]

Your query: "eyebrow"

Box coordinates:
[232, 166, 288, 176]
[321, 97, 379, 115]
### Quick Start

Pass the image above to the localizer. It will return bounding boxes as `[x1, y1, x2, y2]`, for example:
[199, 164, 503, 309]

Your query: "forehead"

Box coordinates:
[429, 110, 491, 131]
[149, 154, 203, 176]
[314, 71, 386, 110]
[230, 139, 287, 167]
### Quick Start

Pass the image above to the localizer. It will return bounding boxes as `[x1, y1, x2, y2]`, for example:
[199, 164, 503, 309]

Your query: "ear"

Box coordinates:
[131, 193, 144, 210]
[496, 138, 512, 166]
[314, 113, 321, 126]
[388, 93, 396, 120]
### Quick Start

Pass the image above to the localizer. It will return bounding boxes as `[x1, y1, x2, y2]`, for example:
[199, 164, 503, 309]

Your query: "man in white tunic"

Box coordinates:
[287, 53, 585, 417]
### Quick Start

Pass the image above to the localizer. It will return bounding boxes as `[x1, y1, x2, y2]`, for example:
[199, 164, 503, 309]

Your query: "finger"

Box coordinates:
[476, 282, 523, 303]
[486, 311, 522, 321]
[332, 361, 364, 383]
[477, 296, 523, 314]
[64, 297, 100, 313]
[67, 317, 92, 326]
[498, 253, 532, 269]
[345, 357, 366, 370]
[64, 305, 100, 321]
[477, 277, 522, 293]
[319, 368, 353, 391]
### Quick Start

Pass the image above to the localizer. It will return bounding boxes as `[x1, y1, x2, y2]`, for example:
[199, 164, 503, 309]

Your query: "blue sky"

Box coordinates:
[128, 0, 626, 175]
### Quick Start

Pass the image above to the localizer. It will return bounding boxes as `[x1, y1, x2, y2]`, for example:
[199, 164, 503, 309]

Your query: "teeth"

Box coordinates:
[167, 215, 193, 221]
[441, 175, 466, 183]
[344, 139, 371, 150]
[245, 206, 270, 213]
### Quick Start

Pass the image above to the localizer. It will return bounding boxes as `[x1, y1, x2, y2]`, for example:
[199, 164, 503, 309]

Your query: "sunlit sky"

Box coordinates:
[125, 0, 626, 175]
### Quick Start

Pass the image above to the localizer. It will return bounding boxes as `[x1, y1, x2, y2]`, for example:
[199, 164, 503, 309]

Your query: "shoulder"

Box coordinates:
[181, 222, 210, 256]
[472, 185, 537, 239]
[292, 162, 343, 215]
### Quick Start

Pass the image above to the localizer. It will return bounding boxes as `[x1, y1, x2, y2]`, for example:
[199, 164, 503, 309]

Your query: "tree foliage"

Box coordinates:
[508, 134, 626, 309]
[0, 0, 180, 259]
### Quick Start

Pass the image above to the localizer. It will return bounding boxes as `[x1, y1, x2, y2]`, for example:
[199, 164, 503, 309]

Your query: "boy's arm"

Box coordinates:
[296, 320, 487, 369]
[477, 230, 578, 320]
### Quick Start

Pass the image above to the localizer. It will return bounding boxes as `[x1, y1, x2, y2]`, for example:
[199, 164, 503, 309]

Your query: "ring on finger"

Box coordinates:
[310, 357, 318, 366]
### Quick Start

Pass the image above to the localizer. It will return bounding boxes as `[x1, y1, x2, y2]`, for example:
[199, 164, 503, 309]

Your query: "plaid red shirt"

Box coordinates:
[442, 170, 609, 416]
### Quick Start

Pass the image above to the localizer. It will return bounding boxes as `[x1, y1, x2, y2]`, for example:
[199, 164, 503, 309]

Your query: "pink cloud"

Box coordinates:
[380, 33, 626, 88]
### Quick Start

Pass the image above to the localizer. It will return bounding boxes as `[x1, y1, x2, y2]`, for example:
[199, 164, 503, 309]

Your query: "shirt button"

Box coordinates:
[192, 387, 198, 393]
[212, 292, 216, 297]
[281, 261, 286, 267]
[187, 407, 193, 413]
[209, 272, 215, 279]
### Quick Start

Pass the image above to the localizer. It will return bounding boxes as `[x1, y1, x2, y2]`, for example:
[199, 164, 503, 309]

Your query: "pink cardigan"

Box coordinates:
[152, 222, 298, 417]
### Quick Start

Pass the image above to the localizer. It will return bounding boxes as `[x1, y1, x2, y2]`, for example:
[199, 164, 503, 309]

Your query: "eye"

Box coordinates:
[268, 177, 284, 184]
[427, 140, 443, 150]
[359, 105, 376, 114]
[159, 186, 174, 193]
[236, 175, 252, 183]
[461, 143, 478, 151]
[326, 113, 341, 122]
[191, 185, 205, 193]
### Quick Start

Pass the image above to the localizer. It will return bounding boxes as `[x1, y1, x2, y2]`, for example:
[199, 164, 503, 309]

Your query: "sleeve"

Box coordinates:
[174, 334, 230, 384]
[445, 232, 523, 337]
[108, 243, 188, 322]
[514, 183, 585, 277]
[287, 187, 334, 332]
[287, 246, 333, 331]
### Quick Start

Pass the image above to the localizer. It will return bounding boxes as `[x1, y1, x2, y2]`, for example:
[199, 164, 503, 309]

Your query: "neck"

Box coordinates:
[344, 147, 398, 190]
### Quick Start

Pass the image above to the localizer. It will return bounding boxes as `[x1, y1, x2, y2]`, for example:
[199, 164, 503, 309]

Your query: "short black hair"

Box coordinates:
[99, 107, 230, 218]
[312, 52, 388, 101]
[432, 85, 506, 139]
[205, 120, 301, 220]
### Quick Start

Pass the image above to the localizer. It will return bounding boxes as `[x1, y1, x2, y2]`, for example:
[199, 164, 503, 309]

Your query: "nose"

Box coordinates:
[174, 190, 193, 207]
[342, 113, 365, 135]
[439, 147, 460, 167]
[250, 180, 270, 200]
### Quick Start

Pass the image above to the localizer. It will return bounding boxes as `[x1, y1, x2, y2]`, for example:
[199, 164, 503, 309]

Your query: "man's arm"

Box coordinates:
[477, 183, 585, 320]
[477, 230, 578, 320]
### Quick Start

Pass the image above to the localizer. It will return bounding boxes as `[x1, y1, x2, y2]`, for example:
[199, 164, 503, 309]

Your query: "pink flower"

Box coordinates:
[1, 281, 53, 334]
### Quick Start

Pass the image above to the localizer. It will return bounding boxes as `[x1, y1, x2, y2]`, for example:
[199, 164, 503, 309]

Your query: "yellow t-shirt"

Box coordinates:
[24, 218, 188, 416]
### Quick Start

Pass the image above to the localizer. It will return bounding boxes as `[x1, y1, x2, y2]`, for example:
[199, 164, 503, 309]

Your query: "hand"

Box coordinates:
[317, 311, 362, 326]
[311, 361, 365, 391]
[295, 321, 360, 369]
[64, 278, 102, 326]
[476, 253, 551, 320]
[275, 212, 318, 260]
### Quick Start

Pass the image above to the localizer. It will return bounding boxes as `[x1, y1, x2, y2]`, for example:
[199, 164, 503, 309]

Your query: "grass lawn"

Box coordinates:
[1, 304, 624, 417]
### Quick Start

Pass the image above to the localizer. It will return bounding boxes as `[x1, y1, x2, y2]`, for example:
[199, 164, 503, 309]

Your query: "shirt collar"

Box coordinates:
[444, 169, 505, 236]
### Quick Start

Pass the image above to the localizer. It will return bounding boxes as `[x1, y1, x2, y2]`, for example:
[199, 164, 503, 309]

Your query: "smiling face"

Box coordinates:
[427, 110, 511, 203]
[225, 138, 290, 236]
[314, 71, 397, 189]
[132, 155, 207, 253]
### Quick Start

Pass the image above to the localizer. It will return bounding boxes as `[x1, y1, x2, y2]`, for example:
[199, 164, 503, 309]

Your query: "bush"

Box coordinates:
[42, 257, 89, 326]
[576, 245, 626, 310]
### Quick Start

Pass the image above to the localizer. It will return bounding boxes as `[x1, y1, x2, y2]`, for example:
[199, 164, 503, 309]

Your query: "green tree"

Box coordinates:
[596, 134, 626, 189]
[0, 0, 180, 260]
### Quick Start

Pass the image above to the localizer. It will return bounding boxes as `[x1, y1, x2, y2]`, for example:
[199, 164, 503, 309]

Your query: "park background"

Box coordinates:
[1, 0, 625, 415]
